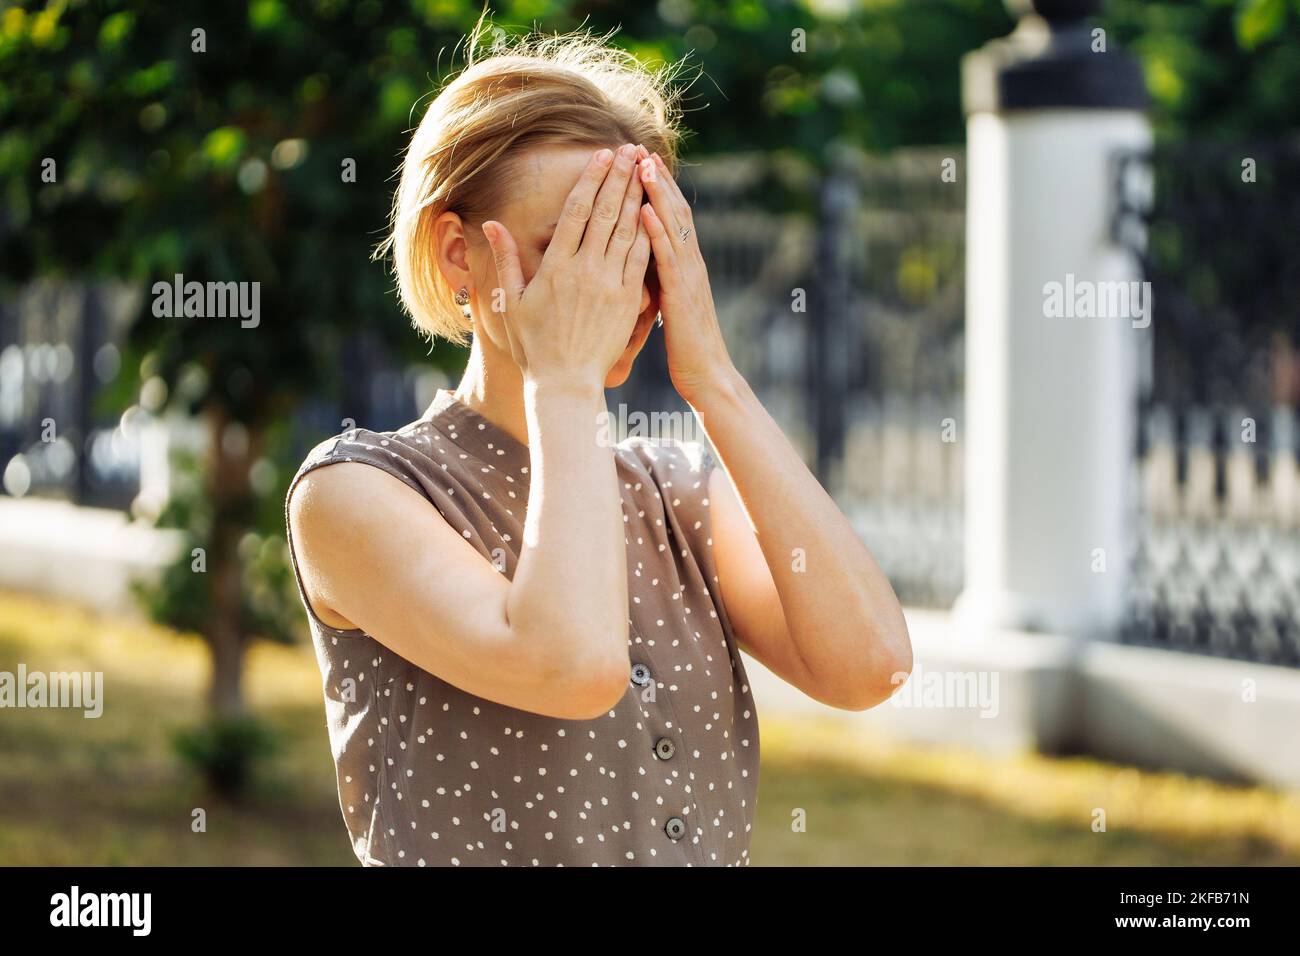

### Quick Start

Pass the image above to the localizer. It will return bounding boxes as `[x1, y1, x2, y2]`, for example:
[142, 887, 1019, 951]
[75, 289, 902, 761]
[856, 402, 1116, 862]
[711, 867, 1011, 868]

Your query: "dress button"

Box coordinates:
[664, 817, 686, 840]
[630, 663, 651, 686]
[654, 737, 675, 760]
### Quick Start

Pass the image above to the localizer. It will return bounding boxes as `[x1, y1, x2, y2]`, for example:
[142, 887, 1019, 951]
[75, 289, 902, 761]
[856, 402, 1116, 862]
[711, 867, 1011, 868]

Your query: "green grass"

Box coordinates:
[2, 590, 1298, 866]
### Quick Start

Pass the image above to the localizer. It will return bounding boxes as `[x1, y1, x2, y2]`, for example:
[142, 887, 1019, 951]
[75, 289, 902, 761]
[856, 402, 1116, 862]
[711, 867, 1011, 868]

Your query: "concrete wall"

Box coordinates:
[744, 606, 1300, 791]
[0, 496, 183, 615]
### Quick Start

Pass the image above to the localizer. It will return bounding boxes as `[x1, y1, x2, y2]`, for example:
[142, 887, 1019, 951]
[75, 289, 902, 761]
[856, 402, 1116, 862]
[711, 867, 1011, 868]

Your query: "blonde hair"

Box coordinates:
[376, 18, 687, 345]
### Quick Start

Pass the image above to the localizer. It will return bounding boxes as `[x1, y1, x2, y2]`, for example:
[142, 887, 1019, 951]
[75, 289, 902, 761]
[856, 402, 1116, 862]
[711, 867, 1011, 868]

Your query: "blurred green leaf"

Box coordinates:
[1236, 0, 1287, 48]
[202, 126, 246, 168]
[98, 11, 135, 51]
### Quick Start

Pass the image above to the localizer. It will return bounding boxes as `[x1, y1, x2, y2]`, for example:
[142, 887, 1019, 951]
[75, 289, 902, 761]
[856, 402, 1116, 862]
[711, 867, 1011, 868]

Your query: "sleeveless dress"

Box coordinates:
[284, 388, 761, 866]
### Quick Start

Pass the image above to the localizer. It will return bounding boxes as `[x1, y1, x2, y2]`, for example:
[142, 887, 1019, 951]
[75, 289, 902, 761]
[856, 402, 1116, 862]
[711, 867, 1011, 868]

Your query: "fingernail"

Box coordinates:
[595, 148, 613, 165]
[640, 158, 655, 182]
[482, 222, 497, 241]
[618, 143, 636, 159]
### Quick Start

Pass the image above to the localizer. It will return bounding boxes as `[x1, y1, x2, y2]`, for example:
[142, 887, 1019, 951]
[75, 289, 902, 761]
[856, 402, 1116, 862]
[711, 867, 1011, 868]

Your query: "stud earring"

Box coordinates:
[454, 286, 471, 317]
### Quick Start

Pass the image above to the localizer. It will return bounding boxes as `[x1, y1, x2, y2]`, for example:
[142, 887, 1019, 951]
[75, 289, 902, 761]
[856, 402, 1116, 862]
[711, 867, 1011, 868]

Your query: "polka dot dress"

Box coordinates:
[284, 389, 760, 866]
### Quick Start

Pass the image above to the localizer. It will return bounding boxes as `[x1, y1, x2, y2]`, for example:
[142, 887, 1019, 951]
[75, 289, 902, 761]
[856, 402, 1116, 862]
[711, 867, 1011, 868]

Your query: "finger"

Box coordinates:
[638, 155, 683, 245]
[479, 221, 528, 368]
[624, 211, 652, 287]
[640, 203, 680, 289]
[608, 153, 645, 260]
[549, 148, 614, 258]
[652, 153, 695, 232]
[481, 221, 524, 312]
[582, 143, 639, 256]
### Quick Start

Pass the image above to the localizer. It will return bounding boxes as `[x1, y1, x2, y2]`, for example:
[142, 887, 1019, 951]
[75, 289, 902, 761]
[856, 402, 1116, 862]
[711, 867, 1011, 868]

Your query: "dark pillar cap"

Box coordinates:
[964, 0, 1147, 114]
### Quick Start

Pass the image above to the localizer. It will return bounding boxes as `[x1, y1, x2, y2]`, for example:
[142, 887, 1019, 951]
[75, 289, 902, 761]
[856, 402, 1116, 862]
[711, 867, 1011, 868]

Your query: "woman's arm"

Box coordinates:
[637, 150, 912, 711]
[507, 376, 629, 687]
[695, 371, 912, 711]
[289, 382, 626, 722]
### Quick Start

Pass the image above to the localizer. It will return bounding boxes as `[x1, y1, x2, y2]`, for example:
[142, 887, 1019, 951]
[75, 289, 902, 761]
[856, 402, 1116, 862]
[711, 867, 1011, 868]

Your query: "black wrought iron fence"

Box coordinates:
[832, 149, 966, 608]
[1116, 141, 1300, 666]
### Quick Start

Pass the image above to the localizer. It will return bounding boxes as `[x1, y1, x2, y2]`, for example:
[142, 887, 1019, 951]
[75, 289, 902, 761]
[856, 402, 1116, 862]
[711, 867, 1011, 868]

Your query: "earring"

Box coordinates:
[454, 286, 471, 318]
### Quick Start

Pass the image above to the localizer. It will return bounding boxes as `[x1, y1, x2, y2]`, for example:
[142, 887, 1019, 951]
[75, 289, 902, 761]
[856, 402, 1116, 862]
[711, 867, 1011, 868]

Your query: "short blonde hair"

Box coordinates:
[377, 19, 686, 345]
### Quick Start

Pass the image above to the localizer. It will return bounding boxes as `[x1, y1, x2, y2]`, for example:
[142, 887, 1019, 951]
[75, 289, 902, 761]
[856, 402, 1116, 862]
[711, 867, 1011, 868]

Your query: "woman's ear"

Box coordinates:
[434, 210, 508, 348]
[433, 211, 476, 309]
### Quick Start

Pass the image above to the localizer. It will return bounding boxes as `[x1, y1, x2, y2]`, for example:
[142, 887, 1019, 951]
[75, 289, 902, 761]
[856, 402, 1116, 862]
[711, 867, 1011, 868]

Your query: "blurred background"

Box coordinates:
[1, 0, 1299, 865]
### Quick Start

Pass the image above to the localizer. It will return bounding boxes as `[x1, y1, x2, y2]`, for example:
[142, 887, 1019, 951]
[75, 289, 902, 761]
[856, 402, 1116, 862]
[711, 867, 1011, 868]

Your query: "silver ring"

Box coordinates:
[677, 226, 692, 243]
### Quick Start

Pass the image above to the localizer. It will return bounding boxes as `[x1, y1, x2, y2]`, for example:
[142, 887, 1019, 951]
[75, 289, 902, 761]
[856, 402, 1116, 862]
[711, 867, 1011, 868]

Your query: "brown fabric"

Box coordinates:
[284, 388, 760, 866]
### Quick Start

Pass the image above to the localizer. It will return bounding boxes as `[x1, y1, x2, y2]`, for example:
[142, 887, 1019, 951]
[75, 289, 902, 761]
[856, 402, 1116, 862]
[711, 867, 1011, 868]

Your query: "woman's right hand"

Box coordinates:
[481, 144, 651, 388]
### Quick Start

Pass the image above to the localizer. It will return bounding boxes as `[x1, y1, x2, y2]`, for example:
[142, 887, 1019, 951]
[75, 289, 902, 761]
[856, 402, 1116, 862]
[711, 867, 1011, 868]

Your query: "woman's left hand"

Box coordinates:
[637, 150, 735, 406]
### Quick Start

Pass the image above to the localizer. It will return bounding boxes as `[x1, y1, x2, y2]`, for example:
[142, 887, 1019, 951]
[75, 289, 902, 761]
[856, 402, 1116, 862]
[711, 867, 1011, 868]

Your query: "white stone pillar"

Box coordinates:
[955, 0, 1151, 641]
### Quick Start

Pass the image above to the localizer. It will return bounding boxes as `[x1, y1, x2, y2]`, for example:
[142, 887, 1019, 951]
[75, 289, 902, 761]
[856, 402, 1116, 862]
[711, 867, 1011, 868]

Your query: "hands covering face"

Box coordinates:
[479, 143, 652, 387]
[480, 142, 731, 401]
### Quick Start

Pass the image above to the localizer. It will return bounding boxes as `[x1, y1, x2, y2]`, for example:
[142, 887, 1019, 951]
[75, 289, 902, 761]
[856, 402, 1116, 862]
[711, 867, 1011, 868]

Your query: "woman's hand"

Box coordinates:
[637, 151, 736, 406]
[481, 144, 652, 390]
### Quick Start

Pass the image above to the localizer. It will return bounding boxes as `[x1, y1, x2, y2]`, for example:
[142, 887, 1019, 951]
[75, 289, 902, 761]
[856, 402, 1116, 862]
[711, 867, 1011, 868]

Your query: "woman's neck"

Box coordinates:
[454, 336, 531, 449]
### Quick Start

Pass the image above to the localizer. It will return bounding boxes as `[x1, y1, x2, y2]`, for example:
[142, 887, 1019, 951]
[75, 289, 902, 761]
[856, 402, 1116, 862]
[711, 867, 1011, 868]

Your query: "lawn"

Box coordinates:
[2, 590, 1298, 866]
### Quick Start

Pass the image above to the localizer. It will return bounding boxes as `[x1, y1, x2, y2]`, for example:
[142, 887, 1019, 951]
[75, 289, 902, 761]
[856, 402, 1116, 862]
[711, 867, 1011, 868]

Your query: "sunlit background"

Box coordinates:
[2, 0, 1299, 865]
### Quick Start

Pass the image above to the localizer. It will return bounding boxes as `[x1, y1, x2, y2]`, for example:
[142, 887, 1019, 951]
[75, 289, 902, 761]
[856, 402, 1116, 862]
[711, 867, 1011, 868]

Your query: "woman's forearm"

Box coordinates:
[692, 365, 912, 705]
[505, 376, 630, 677]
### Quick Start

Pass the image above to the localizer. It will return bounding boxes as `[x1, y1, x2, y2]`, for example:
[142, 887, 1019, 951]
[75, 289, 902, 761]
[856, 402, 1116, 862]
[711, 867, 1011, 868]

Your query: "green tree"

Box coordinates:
[0, 0, 489, 716]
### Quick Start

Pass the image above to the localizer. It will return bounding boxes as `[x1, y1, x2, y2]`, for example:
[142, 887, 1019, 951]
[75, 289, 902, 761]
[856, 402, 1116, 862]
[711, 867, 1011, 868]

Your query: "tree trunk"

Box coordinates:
[204, 402, 263, 718]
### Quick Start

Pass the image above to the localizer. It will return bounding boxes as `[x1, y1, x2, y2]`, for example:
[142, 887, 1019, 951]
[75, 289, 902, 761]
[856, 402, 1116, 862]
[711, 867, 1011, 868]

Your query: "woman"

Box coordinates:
[285, 26, 911, 867]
